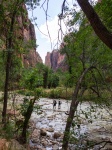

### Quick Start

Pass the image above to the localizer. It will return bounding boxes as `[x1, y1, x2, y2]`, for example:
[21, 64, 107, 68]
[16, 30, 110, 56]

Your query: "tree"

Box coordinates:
[1, 0, 25, 124]
[1, 0, 39, 124]
[77, 0, 112, 50]
[36, 63, 49, 88]
[61, 0, 112, 50]
[20, 88, 41, 144]
[48, 73, 59, 88]
[61, 11, 112, 149]
[60, 33, 76, 75]
[19, 67, 42, 143]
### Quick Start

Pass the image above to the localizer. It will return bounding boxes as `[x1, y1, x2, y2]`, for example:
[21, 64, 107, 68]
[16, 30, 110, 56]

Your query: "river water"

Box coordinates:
[30, 98, 112, 150]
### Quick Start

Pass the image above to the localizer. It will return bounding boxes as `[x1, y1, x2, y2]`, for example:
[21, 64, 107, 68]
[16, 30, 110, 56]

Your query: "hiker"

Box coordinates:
[53, 100, 57, 109]
[58, 100, 62, 109]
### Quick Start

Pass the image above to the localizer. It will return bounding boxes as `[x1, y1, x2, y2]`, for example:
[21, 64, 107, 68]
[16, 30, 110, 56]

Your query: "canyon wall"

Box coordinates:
[45, 49, 68, 71]
[19, 4, 42, 67]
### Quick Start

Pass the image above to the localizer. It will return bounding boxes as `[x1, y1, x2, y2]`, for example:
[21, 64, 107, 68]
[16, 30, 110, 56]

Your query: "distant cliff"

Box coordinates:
[45, 49, 68, 71]
[16, 4, 42, 67]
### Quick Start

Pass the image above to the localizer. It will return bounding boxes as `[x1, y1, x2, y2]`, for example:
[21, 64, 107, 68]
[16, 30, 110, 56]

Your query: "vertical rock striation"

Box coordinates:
[17, 4, 42, 67]
[45, 49, 67, 71]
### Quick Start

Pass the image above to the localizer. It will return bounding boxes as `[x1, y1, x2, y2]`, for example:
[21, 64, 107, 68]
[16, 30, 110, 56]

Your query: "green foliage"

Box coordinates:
[96, 0, 112, 31]
[41, 87, 73, 99]
[60, 5, 112, 106]
[20, 68, 43, 90]
[2, 122, 14, 140]
[48, 73, 59, 88]
[48, 89, 62, 98]
[20, 97, 30, 117]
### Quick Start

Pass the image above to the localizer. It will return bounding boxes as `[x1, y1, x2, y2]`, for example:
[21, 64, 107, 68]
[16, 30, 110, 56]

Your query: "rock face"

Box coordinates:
[45, 49, 67, 71]
[0, 139, 26, 150]
[17, 4, 42, 67]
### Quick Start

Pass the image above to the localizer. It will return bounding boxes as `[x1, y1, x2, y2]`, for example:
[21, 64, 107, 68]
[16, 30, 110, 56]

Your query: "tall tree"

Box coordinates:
[62, 11, 112, 149]
[77, 0, 112, 49]
[1, 0, 39, 124]
[61, 0, 112, 49]
[1, 0, 24, 124]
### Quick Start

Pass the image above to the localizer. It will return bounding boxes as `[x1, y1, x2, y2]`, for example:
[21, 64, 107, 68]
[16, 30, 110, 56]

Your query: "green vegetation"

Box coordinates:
[0, 0, 112, 149]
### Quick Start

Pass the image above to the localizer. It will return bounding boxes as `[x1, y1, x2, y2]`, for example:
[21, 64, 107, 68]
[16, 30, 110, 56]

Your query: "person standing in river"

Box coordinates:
[58, 100, 62, 109]
[53, 100, 57, 110]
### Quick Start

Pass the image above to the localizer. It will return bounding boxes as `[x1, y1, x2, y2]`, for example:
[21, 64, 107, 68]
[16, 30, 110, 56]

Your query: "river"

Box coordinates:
[29, 98, 112, 150]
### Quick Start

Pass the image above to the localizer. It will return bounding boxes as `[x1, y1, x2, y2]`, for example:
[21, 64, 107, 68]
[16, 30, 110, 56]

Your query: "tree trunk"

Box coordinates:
[2, 0, 22, 124]
[21, 97, 36, 144]
[2, 12, 16, 124]
[2, 52, 11, 123]
[77, 0, 112, 50]
[62, 67, 94, 150]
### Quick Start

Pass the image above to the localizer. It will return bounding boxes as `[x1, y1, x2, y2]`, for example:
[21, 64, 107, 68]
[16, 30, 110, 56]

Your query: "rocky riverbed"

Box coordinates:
[1, 92, 112, 150]
[29, 98, 112, 150]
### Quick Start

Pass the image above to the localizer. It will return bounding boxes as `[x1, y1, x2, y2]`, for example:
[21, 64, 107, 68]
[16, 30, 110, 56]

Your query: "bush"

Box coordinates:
[49, 89, 62, 98]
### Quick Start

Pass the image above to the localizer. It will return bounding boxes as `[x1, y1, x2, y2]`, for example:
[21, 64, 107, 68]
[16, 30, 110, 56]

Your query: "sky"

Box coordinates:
[27, 0, 98, 63]
[28, 0, 74, 63]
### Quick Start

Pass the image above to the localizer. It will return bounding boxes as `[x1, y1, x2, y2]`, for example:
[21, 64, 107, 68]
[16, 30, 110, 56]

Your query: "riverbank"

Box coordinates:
[29, 98, 112, 150]
[0, 94, 112, 150]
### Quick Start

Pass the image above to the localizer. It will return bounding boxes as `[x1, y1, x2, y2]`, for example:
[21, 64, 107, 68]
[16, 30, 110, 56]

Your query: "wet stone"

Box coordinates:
[52, 144, 59, 150]
[46, 127, 54, 132]
[40, 128, 47, 136]
[53, 132, 62, 139]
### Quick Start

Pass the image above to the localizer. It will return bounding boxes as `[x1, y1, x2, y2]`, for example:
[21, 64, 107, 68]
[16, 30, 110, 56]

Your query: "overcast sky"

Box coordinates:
[28, 0, 74, 63]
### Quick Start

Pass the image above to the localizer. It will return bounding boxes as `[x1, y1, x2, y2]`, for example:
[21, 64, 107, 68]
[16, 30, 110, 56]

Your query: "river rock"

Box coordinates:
[46, 132, 52, 139]
[32, 129, 40, 138]
[46, 127, 54, 132]
[47, 115, 56, 120]
[0, 139, 26, 150]
[53, 132, 62, 139]
[40, 128, 47, 136]
[41, 139, 48, 146]
[50, 140, 58, 145]
[52, 144, 59, 150]
[32, 145, 46, 150]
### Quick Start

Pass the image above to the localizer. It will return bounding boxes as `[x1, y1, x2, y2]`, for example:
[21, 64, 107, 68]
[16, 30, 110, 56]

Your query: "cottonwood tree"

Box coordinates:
[0, 0, 26, 124]
[77, 0, 112, 49]
[61, 0, 112, 49]
[17, 65, 42, 143]
[0, 0, 40, 124]
[61, 12, 112, 149]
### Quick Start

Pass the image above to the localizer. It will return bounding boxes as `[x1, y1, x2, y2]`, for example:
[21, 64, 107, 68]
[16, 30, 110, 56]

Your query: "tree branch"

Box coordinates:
[77, 0, 112, 49]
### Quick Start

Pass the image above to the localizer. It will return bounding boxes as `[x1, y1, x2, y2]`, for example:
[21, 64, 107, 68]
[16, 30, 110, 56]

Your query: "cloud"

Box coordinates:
[39, 16, 69, 45]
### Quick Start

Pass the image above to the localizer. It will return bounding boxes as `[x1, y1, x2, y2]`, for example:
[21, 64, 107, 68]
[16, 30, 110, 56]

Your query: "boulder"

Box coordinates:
[41, 139, 48, 146]
[31, 129, 40, 138]
[0, 139, 26, 150]
[46, 132, 52, 138]
[50, 140, 58, 145]
[46, 127, 54, 132]
[40, 129, 47, 136]
[52, 144, 59, 150]
[53, 132, 62, 139]
[0, 139, 6, 150]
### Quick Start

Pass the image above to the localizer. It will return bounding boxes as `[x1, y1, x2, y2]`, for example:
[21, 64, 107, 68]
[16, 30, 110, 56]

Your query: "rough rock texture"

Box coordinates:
[17, 4, 42, 67]
[0, 139, 26, 150]
[40, 128, 47, 136]
[53, 132, 62, 139]
[45, 49, 67, 71]
[45, 52, 51, 68]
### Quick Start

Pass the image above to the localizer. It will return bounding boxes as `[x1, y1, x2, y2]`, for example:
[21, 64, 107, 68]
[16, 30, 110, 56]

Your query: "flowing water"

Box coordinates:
[30, 98, 112, 150]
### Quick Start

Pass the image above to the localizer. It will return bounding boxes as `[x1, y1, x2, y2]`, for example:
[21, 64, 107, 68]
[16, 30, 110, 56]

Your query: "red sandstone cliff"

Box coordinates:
[45, 49, 68, 71]
[18, 5, 42, 67]
[17, 4, 42, 67]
